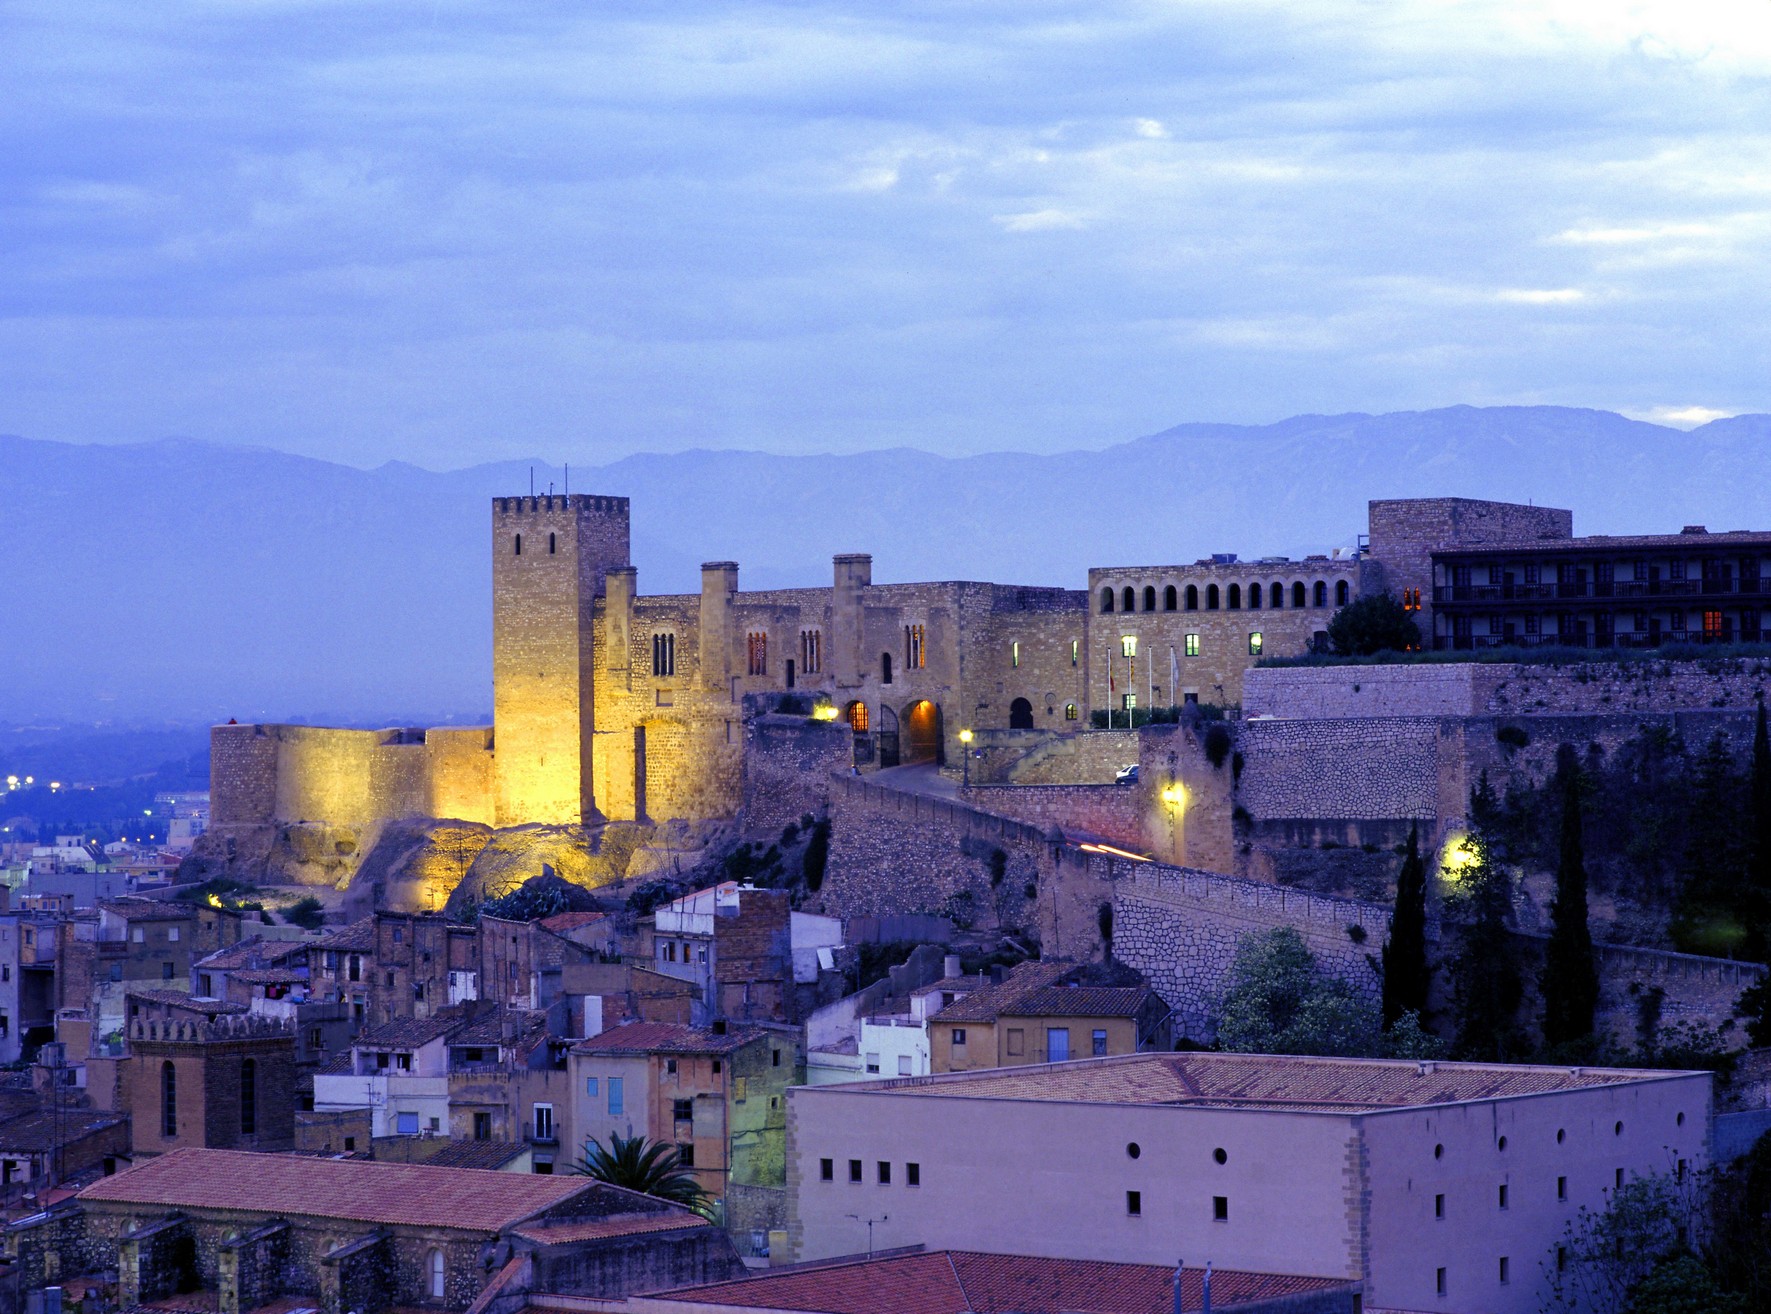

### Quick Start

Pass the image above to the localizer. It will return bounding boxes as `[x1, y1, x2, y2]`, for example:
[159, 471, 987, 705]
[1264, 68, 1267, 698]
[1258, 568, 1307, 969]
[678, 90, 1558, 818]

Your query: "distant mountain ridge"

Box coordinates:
[6, 405, 1768, 721]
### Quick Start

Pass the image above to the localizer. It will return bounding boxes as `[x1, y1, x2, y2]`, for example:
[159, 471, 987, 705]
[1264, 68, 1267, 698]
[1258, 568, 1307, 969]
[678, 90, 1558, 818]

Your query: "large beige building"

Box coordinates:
[784, 1051, 1710, 1314]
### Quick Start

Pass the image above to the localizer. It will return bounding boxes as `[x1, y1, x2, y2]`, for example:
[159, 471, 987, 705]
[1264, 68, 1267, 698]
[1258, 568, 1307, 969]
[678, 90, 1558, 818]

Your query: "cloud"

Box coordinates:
[0, 1, 1768, 466]
[1632, 404, 1736, 428]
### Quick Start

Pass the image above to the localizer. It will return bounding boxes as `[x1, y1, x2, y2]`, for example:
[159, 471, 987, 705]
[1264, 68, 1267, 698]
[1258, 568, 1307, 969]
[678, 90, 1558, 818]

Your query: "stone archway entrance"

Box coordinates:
[1009, 697, 1035, 729]
[902, 700, 943, 765]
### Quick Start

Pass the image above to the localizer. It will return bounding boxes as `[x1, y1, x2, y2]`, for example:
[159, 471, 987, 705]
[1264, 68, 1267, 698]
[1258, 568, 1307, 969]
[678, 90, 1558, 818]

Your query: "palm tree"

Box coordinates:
[574, 1132, 713, 1217]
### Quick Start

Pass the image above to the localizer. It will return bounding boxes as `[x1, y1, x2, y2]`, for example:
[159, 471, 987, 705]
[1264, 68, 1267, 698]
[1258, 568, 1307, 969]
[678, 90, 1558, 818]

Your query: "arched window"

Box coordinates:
[1227, 584, 1241, 610]
[1185, 585, 1199, 611]
[161, 1061, 177, 1138]
[1101, 587, 1115, 613]
[240, 1058, 256, 1136]
[845, 701, 869, 733]
[1314, 581, 1328, 607]
[1009, 697, 1035, 729]
[548, 532, 556, 555]
[429, 1248, 446, 1301]
[1271, 580, 1285, 609]
[1206, 584, 1220, 610]
[1293, 581, 1307, 607]
[1122, 586, 1136, 613]
[1248, 583, 1262, 609]
[1064, 703, 1078, 721]
[1143, 585, 1157, 612]
[513, 534, 522, 556]
[1336, 580, 1350, 606]
[1164, 585, 1177, 611]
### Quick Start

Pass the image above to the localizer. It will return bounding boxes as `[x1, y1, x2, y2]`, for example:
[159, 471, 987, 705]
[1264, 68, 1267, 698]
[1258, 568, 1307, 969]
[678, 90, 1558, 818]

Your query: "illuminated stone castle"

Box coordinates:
[208, 491, 1572, 868]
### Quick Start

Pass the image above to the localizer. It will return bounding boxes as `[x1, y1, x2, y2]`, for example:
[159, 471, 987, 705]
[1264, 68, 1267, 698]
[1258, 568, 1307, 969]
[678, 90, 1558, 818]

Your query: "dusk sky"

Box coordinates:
[5, 1, 1770, 467]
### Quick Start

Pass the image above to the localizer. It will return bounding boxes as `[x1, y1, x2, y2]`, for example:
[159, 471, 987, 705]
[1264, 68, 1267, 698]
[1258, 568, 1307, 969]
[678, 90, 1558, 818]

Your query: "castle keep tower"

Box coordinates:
[492, 494, 631, 827]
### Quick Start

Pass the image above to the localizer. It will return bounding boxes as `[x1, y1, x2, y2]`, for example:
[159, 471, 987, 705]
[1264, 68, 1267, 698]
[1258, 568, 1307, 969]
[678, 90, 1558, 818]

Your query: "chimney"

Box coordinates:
[943, 954, 961, 980]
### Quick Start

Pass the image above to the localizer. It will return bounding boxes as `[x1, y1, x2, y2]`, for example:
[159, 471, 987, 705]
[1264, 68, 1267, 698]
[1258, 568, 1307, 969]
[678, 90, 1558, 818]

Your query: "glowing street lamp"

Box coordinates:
[958, 728, 974, 788]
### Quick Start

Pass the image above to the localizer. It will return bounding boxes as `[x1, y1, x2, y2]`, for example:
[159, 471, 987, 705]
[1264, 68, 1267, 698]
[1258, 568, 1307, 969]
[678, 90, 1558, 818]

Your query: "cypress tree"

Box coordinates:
[1542, 744, 1598, 1046]
[1382, 823, 1430, 1028]
[1748, 699, 1771, 959]
[1449, 829, 1524, 1060]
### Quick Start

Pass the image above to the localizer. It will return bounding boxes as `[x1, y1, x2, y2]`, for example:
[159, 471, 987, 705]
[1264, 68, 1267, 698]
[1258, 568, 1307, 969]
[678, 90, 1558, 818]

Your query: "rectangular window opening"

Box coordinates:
[1213, 1196, 1228, 1222]
[1126, 1190, 1141, 1216]
[820, 1158, 834, 1181]
[906, 1162, 920, 1187]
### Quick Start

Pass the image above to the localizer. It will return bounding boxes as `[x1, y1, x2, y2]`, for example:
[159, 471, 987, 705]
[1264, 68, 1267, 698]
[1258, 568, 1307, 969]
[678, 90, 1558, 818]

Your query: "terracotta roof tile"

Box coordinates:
[511, 1213, 712, 1245]
[850, 1051, 1688, 1111]
[315, 920, 374, 952]
[80, 1147, 593, 1233]
[644, 1250, 1349, 1313]
[573, 1021, 767, 1057]
[126, 990, 248, 1016]
[924, 961, 1072, 1024]
[1001, 985, 1155, 1018]
[539, 911, 608, 933]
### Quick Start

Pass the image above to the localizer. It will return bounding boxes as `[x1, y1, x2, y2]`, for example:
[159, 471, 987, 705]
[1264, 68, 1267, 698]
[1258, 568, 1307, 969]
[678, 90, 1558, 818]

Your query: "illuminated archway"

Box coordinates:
[902, 700, 943, 765]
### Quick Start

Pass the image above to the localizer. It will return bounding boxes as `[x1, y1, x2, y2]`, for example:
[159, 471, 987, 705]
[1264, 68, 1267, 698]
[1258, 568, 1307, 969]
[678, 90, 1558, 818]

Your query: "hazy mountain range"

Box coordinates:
[7, 405, 1770, 724]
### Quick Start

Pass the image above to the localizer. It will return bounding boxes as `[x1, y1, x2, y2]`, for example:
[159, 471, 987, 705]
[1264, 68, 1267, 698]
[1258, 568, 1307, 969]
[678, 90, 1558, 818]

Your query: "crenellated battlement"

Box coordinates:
[493, 494, 629, 516]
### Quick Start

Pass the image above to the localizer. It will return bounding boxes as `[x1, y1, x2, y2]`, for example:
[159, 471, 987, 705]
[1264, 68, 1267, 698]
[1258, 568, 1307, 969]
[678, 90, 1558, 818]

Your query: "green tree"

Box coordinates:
[575, 1132, 712, 1216]
[1544, 1172, 1697, 1314]
[284, 896, 325, 931]
[1324, 592, 1421, 656]
[1216, 928, 1443, 1059]
[1381, 823, 1430, 1028]
[1708, 1130, 1771, 1305]
[1626, 1254, 1749, 1314]
[1444, 829, 1525, 1060]
[1543, 745, 1599, 1047]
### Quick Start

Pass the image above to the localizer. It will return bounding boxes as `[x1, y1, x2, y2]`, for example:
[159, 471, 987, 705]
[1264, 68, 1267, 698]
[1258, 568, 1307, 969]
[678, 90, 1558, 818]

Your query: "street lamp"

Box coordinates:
[958, 728, 974, 788]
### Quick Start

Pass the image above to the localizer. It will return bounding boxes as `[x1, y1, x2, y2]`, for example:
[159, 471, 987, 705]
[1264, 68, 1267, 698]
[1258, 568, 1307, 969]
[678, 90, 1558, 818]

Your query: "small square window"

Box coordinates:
[711, 1060, 722, 1074]
[878, 1161, 891, 1185]
[666, 1058, 678, 1075]
[1213, 1196, 1228, 1222]
[343, 1136, 356, 1152]
[1248, 632, 1263, 656]
[1185, 634, 1200, 658]
[773, 1049, 782, 1067]
[678, 1141, 695, 1168]
[898, 1055, 912, 1075]
[673, 1099, 693, 1122]
[906, 1162, 920, 1187]
[951, 1028, 967, 1046]
[1091, 1029, 1108, 1057]
[586, 1077, 599, 1096]
[849, 1159, 863, 1183]
[820, 1158, 834, 1181]
[1127, 1190, 1142, 1216]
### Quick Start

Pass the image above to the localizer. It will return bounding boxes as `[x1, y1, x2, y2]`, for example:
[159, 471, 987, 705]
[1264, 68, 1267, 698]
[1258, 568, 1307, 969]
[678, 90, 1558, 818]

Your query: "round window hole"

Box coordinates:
[1677, 1112, 1686, 1127]
[1614, 1121, 1624, 1136]
[1213, 1148, 1228, 1165]
[1497, 1136, 1507, 1152]
[1556, 1128, 1566, 1144]
[1126, 1143, 1141, 1160]
[1433, 1143, 1444, 1160]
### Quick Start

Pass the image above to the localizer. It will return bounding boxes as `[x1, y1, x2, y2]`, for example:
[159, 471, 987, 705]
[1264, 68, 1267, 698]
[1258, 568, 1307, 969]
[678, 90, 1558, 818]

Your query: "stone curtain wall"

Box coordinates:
[1245, 658, 1771, 721]
[741, 714, 853, 837]
[1110, 864, 1390, 1041]
[960, 783, 1143, 848]
[1007, 729, 1139, 783]
[1236, 718, 1443, 822]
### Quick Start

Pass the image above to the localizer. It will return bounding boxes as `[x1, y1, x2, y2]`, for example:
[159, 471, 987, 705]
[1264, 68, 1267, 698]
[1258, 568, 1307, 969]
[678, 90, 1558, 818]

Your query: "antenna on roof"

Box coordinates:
[529, 466, 534, 497]
[564, 463, 569, 498]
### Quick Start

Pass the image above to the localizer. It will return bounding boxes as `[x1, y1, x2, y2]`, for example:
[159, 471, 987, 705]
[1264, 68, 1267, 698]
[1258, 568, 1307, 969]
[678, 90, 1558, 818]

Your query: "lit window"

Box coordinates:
[1064, 703, 1078, 721]
[1185, 634, 1200, 658]
[846, 702, 869, 733]
[747, 632, 767, 676]
[1012, 641, 1020, 667]
[905, 624, 926, 670]
[1071, 638, 1079, 666]
[1248, 632, 1263, 656]
[1121, 635, 1137, 658]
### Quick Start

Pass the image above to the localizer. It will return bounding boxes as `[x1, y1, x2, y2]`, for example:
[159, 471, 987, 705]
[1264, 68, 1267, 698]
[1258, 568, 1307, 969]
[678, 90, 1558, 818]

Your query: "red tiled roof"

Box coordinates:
[79, 1147, 593, 1232]
[1001, 985, 1155, 1018]
[849, 1051, 1686, 1111]
[511, 1212, 712, 1245]
[125, 990, 248, 1016]
[574, 1021, 767, 1057]
[924, 961, 1072, 1023]
[643, 1250, 1349, 1313]
[540, 911, 608, 932]
[315, 920, 374, 951]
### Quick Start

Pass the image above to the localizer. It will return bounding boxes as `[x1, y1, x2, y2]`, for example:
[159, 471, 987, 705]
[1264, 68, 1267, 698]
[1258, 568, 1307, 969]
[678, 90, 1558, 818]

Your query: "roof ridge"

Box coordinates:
[947, 1250, 976, 1313]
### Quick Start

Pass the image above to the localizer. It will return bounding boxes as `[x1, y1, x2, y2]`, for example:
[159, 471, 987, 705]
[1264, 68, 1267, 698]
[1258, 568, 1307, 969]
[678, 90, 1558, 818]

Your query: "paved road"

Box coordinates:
[867, 763, 959, 799]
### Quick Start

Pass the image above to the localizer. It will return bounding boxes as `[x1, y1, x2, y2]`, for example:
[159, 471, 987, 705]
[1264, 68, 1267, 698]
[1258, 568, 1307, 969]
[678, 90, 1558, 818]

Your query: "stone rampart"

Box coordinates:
[993, 729, 1138, 784]
[959, 783, 1143, 848]
[740, 714, 852, 838]
[1236, 718, 1443, 822]
[1245, 658, 1771, 721]
[1110, 864, 1391, 1041]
